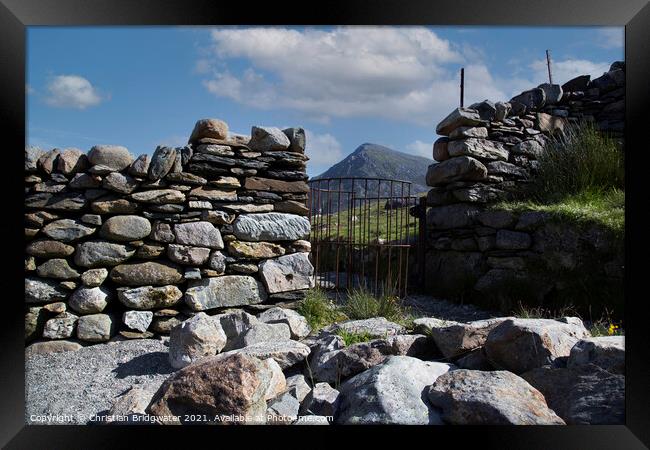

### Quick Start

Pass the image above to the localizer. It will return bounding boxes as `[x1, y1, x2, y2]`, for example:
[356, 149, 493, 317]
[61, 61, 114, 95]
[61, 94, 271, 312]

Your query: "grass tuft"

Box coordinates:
[297, 288, 347, 331]
[335, 330, 376, 346]
[341, 288, 410, 325]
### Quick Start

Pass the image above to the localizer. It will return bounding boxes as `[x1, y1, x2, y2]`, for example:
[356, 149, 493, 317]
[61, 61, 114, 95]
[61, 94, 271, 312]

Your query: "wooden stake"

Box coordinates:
[460, 67, 464, 108]
[546, 50, 553, 84]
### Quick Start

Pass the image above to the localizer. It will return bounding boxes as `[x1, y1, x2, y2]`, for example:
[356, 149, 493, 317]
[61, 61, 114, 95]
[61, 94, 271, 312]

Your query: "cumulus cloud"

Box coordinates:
[527, 58, 611, 88]
[405, 140, 432, 159]
[45, 75, 103, 109]
[304, 129, 344, 176]
[597, 28, 624, 49]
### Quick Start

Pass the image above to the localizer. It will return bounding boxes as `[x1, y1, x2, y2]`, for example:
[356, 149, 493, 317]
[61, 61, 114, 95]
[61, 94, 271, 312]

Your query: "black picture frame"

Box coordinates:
[1, 0, 649, 447]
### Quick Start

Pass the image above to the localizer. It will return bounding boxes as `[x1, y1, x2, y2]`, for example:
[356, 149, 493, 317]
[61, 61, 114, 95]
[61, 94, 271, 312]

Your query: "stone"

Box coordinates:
[208, 176, 240, 188]
[427, 317, 512, 359]
[456, 348, 493, 370]
[227, 240, 286, 260]
[135, 244, 166, 260]
[232, 213, 310, 242]
[495, 101, 511, 121]
[43, 312, 78, 339]
[512, 139, 544, 158]
[427, 369, 564, 425]
[432, 137, 449, 162]
[36, 258, 80, 280]
[484, 318, 591, 373]
[289, 240, 311, 253]
[56, 148, 89, 175]
[80, 268, 108, 287]
[449, 126, 489, 140]
[80, 214, 102, 226]
[477, 210, 516, 228]
[537, 83, 563, 105]
[26, 240, 75, 258]
[165, 172, 207, 186]
[188, 200, 212, 209]
[123, 310, 154, 333]
[26, 340, 83, 354]
[229, 263, 258, 274]
[425, 156, 487, 186]
[223, 340, 311, 370]
[248, 126, 291, 151]
[516, 211, 549, 230]
[487, 256, 526, 270]
[510, 88, 546, 111]
[25, 256, 37, 271]
[244, 177, 309, 193]
[184, 268, 202, 280]
[131, 189, 185, 204]
[148, 146, 177, 180]
[74, 241, 135, 268]
[325, 317, 405, 339]
[25, 146, 45, 172]
[184, 276, 267, 311]
[59, 281, 78, 290]
[150, 221, 175, 243]
[68, 286, 110, 314]
[495, 230, 531, 250]
[220, 203, 274, 213]
[207, 250, 227, 274]
[167, 244, 211, 265]
[196, 144, 234, 157]
[257, 307, 311, 339]
[562, 74, 590, 92]
[88, 164, 117, 175]
[469, 100, 497, 121]
[101, 172, 138, 194]
[91, 197, 140, 214]
[299, 383, 340, 417]
[336, 356, 452, 425]
[174, 221, 224, 249]
[567, 336, 624, 375]
[32, 181, 67, 193]
[24, 211, 60, 228]
[168, 312, 227, 369]
[25, 277, 69, 304]
[537, 112, 566, 134]
[189, 118, 229, 142]
[436, 108, 484, 135]
[216, 310, 260, 344]
[267, 392, 301, 425]
[25, 192, 86, 211]
[229, 322, 291, 350]
[485, 160, 528, 178]
[77, 313, 115, 342]
[259, 252, 314, 294]
[100, 215, 151, 242]
[117, 285, 183, 310]
[25, 307, 47, 341]
[447, 138, 509, 161]
[107, 381, 163, 422]
[426, 203, 481, 229]
[37, 149, 62, 174]
[147, 353, 273, 424]
[128, 154, 150, 177]
[88, 145, 134, 171]
[521, 364, 624, 424]
[42, 219, 96, 242]
[274, 200, 308, 216]
[110, 262, 184, 286]
[286, 374, 311, 403]
[282, 127, 306, 153]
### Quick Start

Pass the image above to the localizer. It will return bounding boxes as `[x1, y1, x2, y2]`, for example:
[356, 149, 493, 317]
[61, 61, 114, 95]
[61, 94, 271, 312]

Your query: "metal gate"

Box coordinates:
[307, 177, 423, 298]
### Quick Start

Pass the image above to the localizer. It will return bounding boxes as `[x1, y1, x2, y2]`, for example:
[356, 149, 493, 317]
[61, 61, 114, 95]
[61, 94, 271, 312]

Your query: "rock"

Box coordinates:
[336, 356, 452, 424]
[165, 172, 207, 186]
[485, 160, 528, 178]
[286, 374, 311, 402]
[36, 149, 62, 174]
[449, 126, 489, 140]
[510, 88, 546, 111]
[169, 312, 227, 369]
[128, 154, 150, 177]
[469, 100, 497, 121]
[110, 262, 184, 286]
[485, 318, 591, 373]
[25, 192, 87, 211]
[147, 353, 273, 424]
[68, 286, 110, 314]
[25, 256, 37, 271]
[258, 252, 314, 294]
[205, 250, 226, 274]
[220, 203, 274, 213]
[223, 340, 311, 370]
[227, 241, 284, 260]
[495, 230, 531, 250]
[184, 276, 267, 311]
[495, 102, 511, 121]
[456, 348, 493, 370]
[282, 127, 306, 153]
[107, 381, 163, 421]
[217, 310, 260, 344]
[243, 177, 309, 193]
[273, 200, 308, 216]
[562, 74, 590, 92]
[436, 108, 484, 136]
[117, 285, 183, 310]
[537, 112, 566, 134]
[426, 203, 481, 229]
[431, 137, 449, 162]
[427, 317, 512, 359]
[32, 180, 67, 193]
[426, 156, 487, 186]
[447, 138, 509, 161]
[567, 336, 624, 375]
[173, 221, 224, 249]
[512, 139, 544, 158]
[477, 210, 516, 228]
[537, 83, 563, 105]
[149, 221, 175, 243]
[148, 146, 177, 180]
[74, 241, 136, 268]
[427, 369, 565, 425]
[56, 148, 89, 175]
[100, 172, 138, 195]
[189, 118, 229, 143]
[167, 244, 211, 266]
[232, 213, 310, 242]
[91, 197, 140, 214]
[42, 219, 96, 242]
[25, 277, 68, 304]
[25, 146, 45, 172]
[99, 215, 151, 242]
[267, 392, 301, 424]
[131, 189, 185, 204]
[325, 318, 405, 339]
[521, 364, 624, 424]
[80, 268, 109, 287]
[77, 313, 115, 342]
[257, 307, 311, 339]
[36, 258, 80, 280]
[123, 310, 154, 333]
[43, 312, 78, 339]
[59, 281, 78, 290]
[26, 340, 83, 354]
[25, 307, 48, 341]
[248, 126, 291, 151]
[299, 383, 340, 417]
[208, 176, 240, 189]
[229, 322, 291, 350]
[26, 240, 75, 258]
[88, 145, 134, 171]
[80, 214, 102, 226]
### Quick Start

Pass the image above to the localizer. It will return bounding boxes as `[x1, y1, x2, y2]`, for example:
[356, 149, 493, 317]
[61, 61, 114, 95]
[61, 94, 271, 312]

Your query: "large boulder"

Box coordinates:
[184, 276, 267, 311]
[42, 219, 96, 242]
[436, 108, 484, 136]
[74, 241, 136, 268]
[447, 138, 509, 161]
[117, 285, 183, 310]
[258, 252, 314, 294]
[110, 262, 184, 286]
[222, 340, 311, 370]
[484, 318, 591, 373]
[427, 369, 565, 425]
[567, 336, 624, 375]
[336, 356, 452, 424]
[232, 213, 310, 242]
[147, 353, 275, 424]
[426, 317, 512, 359]
[248, 126, 291, 152]
[227, 322, 291, 350]
[257, 307, 311, 339]
[169, 312, 227, 369]
[173, 221, 224, 249]
[88, 145, 134, 171]
[100, 215, 151, 242]
[425, 156, 487, 186]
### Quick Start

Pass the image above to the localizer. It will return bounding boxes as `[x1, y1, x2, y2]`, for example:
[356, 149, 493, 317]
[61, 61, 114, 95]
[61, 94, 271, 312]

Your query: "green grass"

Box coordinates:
[335, 330, 376, 346]
[297, 288, 347, 330]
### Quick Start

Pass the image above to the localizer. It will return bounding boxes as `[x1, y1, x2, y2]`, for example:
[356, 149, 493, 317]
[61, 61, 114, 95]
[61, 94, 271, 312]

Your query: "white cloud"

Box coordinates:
[526, 58, 611, 89]
[405, 140, 432, 158]
[597, 28, 624, 49]
[45, 75, 103, 109]
[304, 129, 344, 176]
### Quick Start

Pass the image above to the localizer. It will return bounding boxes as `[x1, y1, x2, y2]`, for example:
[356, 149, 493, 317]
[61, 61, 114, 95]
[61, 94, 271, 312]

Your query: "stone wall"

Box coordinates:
[25, 119, 315, 344]
[423, 62, 625, 313]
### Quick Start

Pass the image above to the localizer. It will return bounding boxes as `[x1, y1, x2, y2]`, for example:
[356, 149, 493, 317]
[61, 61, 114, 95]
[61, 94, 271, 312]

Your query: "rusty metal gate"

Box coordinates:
[307, 177, 424, 298]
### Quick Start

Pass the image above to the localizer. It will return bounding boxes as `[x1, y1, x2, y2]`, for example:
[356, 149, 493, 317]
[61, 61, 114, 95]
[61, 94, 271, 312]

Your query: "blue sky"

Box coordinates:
[27, 26, 624, 176]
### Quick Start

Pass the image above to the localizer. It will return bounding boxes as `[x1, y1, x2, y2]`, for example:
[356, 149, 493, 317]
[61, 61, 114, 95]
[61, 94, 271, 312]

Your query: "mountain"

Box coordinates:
[310, 143, 434, 212]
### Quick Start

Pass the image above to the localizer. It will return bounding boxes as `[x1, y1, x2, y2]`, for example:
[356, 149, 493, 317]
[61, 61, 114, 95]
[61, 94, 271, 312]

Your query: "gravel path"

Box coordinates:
[25, 338, 174, 425]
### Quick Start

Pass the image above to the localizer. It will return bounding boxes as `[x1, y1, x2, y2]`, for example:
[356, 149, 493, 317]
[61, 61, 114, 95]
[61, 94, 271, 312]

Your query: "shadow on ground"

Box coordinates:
[112, 352, 175, 378]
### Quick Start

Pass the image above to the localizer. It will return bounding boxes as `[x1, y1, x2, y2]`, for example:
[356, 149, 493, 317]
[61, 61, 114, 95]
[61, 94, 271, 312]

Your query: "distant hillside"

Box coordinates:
[310, 143, 433, 212]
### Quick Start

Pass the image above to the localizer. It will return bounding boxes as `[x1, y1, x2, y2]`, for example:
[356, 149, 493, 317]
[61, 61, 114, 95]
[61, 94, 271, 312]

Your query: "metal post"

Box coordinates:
[460, 67, 465, 108]
[417, 196, 427, 290]
[546, 50, 553, 84]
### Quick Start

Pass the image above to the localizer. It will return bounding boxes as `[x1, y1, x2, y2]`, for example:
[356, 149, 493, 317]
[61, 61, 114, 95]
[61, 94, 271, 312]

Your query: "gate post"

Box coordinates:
[417, 196, 427, 290]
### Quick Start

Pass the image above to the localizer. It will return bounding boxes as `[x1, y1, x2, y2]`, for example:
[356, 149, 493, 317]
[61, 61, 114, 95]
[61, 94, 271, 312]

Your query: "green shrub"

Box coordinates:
[298, 288, 347, 330]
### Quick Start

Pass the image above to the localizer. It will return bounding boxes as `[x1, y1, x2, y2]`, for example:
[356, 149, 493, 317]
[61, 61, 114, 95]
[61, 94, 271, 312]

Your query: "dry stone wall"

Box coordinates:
[25, 119, 314, 344]
[423, 62, 625, 310]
